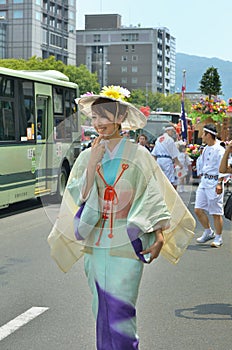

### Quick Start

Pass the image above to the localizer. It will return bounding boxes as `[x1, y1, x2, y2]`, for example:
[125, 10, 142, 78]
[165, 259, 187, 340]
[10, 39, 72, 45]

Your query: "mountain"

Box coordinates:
[176, 53, 232, 102]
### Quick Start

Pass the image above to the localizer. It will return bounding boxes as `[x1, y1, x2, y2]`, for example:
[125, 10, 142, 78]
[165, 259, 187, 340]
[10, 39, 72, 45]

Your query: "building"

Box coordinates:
[0, 0, 76, 65]
[76, 14, 176, 95]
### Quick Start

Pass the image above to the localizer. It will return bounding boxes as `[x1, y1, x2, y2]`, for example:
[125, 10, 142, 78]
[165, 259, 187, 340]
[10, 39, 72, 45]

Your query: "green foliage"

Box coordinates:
[199, 66, 222, 98]
[0, 56, 100, 95]
[129, 89, 192, 113]
[0, 56, 192, 112]
[64, 64, 100, 95]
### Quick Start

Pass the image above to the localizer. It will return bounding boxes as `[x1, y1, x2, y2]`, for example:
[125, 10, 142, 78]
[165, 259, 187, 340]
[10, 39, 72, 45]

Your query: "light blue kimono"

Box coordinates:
[68, 138, 171, 350]
[48, 138, 195, 350]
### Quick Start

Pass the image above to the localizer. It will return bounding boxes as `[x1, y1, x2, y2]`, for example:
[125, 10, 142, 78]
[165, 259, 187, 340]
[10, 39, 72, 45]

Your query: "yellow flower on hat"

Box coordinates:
[100, 85, 130, 101]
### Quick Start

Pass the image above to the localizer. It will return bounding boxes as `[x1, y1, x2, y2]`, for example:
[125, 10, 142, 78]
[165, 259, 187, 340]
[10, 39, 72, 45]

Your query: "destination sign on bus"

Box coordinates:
[148, 114, 172, 121]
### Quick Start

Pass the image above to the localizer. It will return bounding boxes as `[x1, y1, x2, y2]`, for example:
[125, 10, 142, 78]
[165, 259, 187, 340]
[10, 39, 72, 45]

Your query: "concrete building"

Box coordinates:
[76, 14, 176, 95]
[0, 0, 76, 65]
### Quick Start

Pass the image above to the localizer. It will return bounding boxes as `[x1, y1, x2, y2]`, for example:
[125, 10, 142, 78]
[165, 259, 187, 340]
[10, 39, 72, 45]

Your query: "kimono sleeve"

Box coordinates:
[128, 149, 195, 264]
[47, 149, 99, 272]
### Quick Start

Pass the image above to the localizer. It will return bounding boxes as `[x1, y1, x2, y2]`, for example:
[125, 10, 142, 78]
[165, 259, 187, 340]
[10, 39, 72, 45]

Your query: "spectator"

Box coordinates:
[195, 124, 225, 247]
[177, 144, 192, 192]
[137, 133, 150, 151]
[151, 125, 183, 189]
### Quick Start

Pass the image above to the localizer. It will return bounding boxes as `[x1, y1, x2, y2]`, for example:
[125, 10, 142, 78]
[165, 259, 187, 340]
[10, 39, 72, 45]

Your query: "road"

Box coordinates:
[0, 186, 231, 350]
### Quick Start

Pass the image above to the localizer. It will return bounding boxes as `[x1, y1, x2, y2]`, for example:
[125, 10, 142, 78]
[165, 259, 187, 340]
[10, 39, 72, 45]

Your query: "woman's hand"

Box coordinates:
[140, 230, 164, 263]
[82, 136, 105, 199]
[90, 135, 105, 165]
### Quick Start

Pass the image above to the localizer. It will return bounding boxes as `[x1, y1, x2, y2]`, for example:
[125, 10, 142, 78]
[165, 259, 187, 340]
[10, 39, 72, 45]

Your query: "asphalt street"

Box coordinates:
[0, 184, 231, 350]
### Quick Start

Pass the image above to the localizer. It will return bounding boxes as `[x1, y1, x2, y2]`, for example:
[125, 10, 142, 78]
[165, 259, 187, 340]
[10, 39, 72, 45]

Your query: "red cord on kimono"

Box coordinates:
[96, 163, 129, 246]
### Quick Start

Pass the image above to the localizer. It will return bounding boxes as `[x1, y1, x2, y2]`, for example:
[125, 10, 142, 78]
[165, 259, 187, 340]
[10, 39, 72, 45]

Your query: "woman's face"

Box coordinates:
[91, 108, 120, 138]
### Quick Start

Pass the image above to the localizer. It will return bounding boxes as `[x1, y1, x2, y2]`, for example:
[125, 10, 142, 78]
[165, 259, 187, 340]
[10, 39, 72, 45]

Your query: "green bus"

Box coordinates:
[0, 67, 81, 209]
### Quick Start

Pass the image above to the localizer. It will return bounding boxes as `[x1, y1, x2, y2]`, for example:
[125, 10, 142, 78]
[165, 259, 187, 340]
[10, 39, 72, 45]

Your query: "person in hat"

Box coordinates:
[151, 124, 183, 189]
[195, 124, 225, 247]
[47, 86, 195, 350]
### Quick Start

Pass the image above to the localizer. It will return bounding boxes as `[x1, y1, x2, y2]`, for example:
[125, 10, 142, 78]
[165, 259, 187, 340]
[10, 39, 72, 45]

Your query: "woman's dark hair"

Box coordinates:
[91, 97, 128, 120]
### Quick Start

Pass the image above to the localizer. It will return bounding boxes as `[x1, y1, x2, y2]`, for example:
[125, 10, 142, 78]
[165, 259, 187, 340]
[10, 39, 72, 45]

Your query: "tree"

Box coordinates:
[129, 89, 192, 114]
[0, 56, 100, 95]
[64, 64, 100, 95]
[199, 66, 222, 98]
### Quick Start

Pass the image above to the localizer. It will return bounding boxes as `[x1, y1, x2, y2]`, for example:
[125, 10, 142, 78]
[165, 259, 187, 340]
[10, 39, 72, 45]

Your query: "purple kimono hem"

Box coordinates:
[96, 281, 139, 350]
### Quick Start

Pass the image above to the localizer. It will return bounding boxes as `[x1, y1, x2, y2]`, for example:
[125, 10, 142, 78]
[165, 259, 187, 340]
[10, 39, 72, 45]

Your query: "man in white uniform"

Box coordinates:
[152, 125, 182, 189]
[195, 124, 225, 247]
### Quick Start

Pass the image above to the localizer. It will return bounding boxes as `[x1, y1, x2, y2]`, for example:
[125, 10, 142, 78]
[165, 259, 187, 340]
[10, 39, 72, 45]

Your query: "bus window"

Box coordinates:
[53, 86, 63, 114]
[36, 96, 48, 140]
[0, 76, 14, 97]
[0, 76, 15, 141]
[18, 80, 35, 142]
[0, 101, 15, 141]
[53, 86, 78, 140]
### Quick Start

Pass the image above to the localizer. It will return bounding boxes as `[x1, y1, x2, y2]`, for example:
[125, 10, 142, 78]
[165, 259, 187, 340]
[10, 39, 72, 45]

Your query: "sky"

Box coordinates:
[76, 0, 232, 62]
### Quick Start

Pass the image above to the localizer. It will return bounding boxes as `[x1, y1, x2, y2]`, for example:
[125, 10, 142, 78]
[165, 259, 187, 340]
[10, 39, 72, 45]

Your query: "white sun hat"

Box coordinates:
[76, 85, 147, 130]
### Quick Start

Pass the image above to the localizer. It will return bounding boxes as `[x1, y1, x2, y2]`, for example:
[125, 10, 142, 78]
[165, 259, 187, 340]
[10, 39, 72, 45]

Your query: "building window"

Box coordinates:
[121, 78, 127, 84]
[49, 17, 55, 27]
[121, 56, 127, 61]
[13, 0, 23, 3]
[132, 77, 138, 84]
[69, 24, 74, 33]
[0, 1, 6, 4]
[69, 11, 74, 20]
[36, 0, 40, 4]
[132, 55, 138, 61]
[35, 11, 41, 21]
[93, 34, 101, 42]
[57, 20, 62, 30]
[13, 10, 23, 19]
[50, 33, 67, 49]
[131, 45, 135, 52]
[0, 11, 6, 17]
[132, 66, 138, 73]
[121, 33, 139, 42]
[42, 29, 47, 44]
[121, 66, 127, 73]
[124, 45, 128, 52]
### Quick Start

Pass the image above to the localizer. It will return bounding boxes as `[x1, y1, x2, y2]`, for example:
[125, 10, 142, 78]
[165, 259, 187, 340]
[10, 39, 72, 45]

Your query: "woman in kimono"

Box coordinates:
[48, 86, 195, 350]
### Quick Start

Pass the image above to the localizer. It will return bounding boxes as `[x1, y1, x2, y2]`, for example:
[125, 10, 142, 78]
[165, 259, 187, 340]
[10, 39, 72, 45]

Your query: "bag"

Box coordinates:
[224, 193, 232, 221]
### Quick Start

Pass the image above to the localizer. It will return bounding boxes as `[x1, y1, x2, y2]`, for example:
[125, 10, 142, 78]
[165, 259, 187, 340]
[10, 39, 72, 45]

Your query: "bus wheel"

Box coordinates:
[57, 166, 68, 200]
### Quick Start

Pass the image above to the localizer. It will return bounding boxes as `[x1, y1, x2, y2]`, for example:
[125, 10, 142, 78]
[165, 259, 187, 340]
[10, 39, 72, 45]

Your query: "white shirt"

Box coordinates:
[152, 133, 179, 159]
[199, 142, 225, 188]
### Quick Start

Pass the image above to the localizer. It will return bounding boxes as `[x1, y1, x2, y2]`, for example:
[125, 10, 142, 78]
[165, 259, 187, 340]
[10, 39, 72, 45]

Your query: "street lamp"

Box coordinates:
[99, 47, 104, 88]
[99, 47, 110, 87]
[145, 82, 152, 106]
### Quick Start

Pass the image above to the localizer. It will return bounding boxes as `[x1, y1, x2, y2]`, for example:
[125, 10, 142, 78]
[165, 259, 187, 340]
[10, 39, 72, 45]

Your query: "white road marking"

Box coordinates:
[0, 306, 49, 341]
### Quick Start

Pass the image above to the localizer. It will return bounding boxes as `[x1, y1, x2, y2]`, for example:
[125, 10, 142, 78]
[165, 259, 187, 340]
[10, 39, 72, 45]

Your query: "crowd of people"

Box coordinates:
[47, 85, 231, 350]
[137, 123, 232, 249]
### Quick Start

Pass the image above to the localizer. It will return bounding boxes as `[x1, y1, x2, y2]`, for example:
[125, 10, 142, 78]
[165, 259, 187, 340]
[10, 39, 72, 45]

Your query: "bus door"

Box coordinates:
[35, 95, 50, 196]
